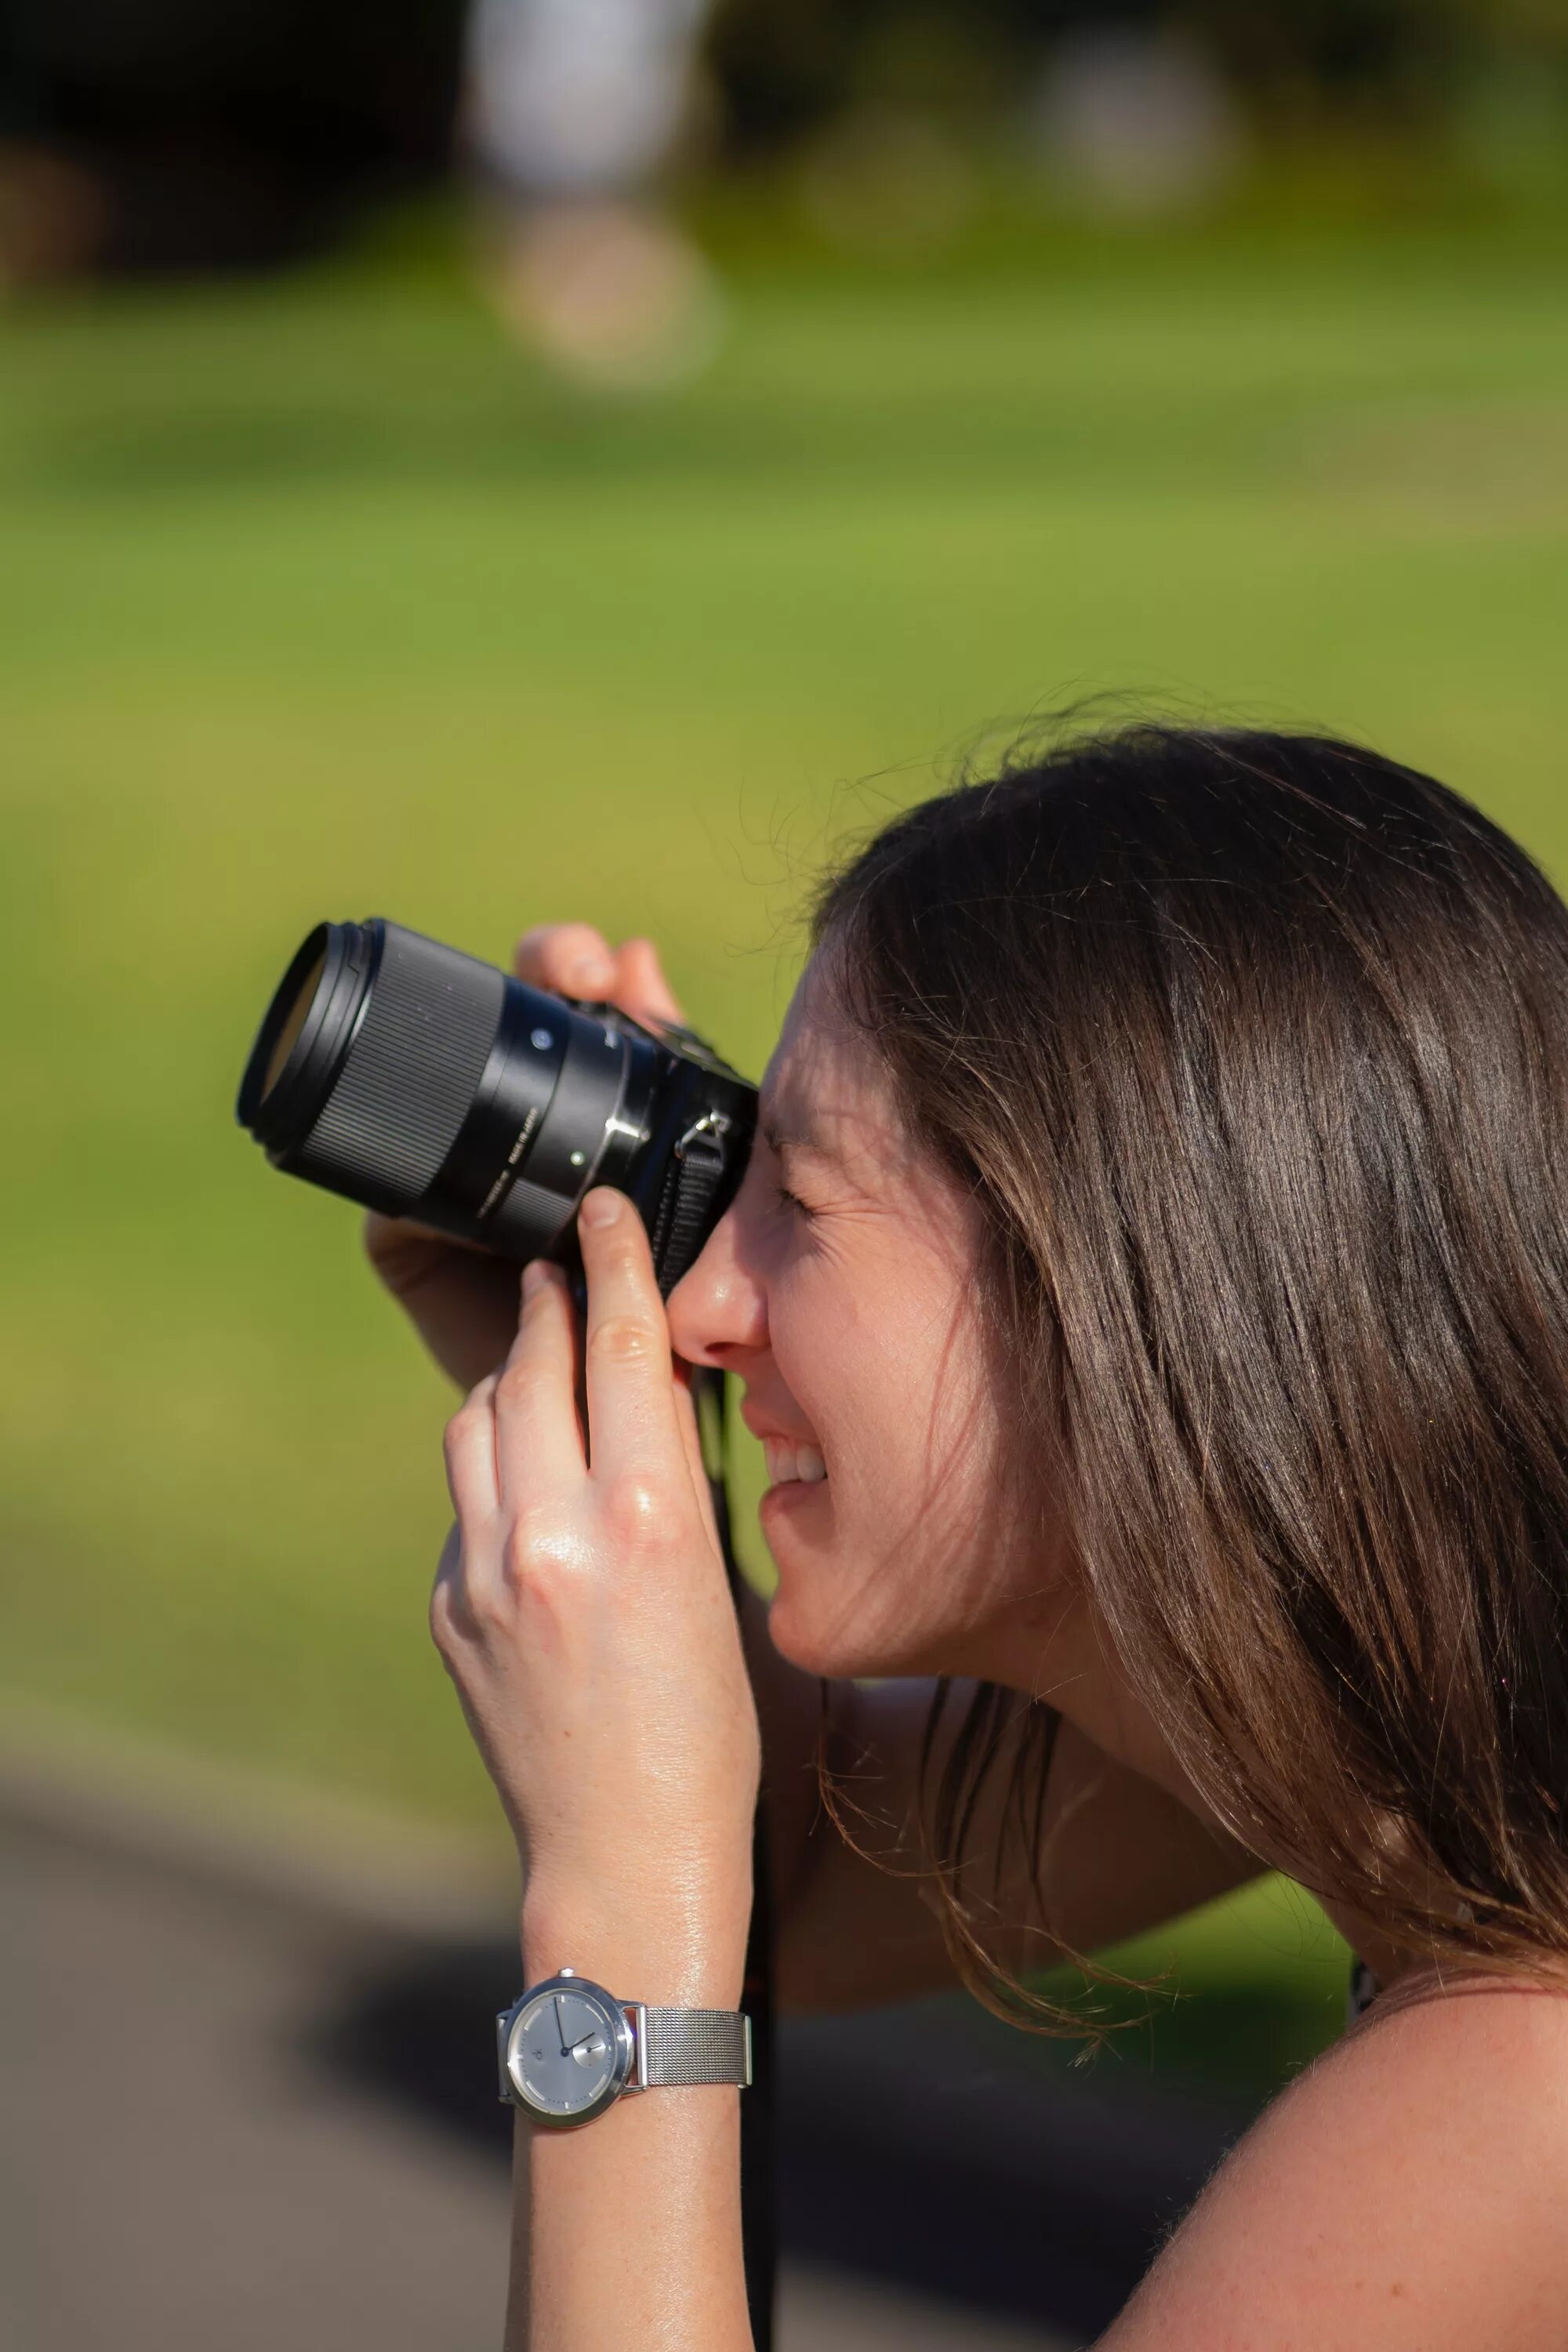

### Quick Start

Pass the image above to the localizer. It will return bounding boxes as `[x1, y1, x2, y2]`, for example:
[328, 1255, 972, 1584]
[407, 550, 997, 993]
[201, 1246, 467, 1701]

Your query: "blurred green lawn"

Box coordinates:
[2, 212, 1565, 2089]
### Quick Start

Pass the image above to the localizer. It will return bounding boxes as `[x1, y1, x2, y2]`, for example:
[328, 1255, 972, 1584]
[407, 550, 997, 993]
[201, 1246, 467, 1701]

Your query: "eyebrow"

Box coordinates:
[760, 1113, 833, 1161]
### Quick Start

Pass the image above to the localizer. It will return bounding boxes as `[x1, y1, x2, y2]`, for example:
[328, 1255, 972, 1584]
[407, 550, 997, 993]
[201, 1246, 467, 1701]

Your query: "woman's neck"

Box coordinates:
[984, 1592, 1421, 1988]
[983, 1588, 1216, 1812]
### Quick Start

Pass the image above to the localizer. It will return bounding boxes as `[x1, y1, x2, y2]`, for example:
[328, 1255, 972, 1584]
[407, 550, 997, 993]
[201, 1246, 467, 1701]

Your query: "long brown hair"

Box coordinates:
[813, 721, 1568, 2007]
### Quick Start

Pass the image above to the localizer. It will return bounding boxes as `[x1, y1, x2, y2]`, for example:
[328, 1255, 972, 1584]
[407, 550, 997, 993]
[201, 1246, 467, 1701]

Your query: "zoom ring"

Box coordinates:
[300, 924, 505, 1207]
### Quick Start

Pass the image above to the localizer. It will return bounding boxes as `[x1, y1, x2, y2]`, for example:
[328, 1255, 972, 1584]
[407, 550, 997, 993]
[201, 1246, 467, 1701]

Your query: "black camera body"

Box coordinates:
[238, 918, 756, 1294]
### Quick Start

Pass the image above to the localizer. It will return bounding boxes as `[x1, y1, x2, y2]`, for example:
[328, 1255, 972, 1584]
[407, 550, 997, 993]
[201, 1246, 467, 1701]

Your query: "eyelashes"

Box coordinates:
[773, 1182, 812, 1221]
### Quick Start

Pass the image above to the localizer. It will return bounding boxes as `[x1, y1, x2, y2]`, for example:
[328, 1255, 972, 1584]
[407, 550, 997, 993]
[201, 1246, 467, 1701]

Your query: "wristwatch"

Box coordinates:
[496, 1967, 753, 2129]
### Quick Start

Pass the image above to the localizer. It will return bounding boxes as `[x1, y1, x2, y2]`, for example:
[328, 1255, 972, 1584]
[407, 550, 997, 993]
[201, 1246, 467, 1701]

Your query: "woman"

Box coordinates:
[369, 722, 1568, 2349]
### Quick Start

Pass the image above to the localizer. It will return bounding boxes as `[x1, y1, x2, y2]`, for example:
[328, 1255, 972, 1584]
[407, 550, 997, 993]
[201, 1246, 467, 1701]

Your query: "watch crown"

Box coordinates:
[558, 1965, 575, 1976]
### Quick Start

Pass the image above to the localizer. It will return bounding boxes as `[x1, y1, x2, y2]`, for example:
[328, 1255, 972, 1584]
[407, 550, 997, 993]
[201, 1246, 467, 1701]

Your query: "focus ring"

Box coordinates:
[299, 924, 505, 1208]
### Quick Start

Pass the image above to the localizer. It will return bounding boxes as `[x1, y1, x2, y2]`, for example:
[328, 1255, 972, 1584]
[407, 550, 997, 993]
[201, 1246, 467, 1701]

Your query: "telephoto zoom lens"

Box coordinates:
[237, 919, 756, 1294]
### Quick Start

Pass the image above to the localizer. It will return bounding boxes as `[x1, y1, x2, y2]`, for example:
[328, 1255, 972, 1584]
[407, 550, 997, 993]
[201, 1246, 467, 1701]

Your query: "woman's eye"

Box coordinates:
[773, 1182, 811, 1220]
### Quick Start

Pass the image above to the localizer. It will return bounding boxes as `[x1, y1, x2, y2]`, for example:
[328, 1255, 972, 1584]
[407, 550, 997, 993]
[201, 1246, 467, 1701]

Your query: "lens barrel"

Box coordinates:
[238, 919, 755, 1289]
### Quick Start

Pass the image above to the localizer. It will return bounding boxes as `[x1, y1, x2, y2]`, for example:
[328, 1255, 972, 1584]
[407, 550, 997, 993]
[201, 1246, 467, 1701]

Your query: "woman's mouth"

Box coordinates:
[762, 1438, 828, 1488]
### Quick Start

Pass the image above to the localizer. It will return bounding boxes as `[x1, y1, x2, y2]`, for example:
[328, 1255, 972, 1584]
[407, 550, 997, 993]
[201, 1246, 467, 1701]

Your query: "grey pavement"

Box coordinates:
[2, 1721, 1076, 2352]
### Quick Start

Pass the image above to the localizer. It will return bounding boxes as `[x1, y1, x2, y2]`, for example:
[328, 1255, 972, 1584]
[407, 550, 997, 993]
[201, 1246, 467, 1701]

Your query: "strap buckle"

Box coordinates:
[673, 1110, 731, 1163]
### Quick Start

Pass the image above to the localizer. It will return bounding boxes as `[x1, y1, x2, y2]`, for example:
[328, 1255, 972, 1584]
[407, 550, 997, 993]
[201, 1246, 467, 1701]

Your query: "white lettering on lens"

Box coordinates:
[478, 1105, 543, 1218]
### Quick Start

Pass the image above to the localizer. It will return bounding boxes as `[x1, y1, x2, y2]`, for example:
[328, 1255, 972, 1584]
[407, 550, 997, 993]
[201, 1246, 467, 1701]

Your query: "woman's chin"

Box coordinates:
[758, 1479, 935, 1678]
[759, 1479, 844, 1671]
[765, 1590, 869, 1679]
[762, 1552, 898, 1681]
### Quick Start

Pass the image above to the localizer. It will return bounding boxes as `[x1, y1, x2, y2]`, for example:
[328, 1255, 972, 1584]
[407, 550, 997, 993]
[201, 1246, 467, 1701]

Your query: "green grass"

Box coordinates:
[3, 210, 1566, 2085]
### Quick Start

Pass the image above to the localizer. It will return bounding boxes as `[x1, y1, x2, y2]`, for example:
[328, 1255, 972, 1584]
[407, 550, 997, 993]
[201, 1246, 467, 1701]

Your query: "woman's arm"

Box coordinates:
[435, 1197, 759, 2351]
[506, 1891, 750, 2350]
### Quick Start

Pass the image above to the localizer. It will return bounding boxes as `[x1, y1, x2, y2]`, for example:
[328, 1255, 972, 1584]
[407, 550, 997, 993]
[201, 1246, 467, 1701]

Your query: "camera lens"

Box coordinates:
[237, 918, 754, 1289]
[259, 946, 325, 1103]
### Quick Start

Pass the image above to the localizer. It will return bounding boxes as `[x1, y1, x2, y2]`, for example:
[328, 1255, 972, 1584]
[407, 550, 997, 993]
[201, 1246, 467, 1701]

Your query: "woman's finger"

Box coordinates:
[511, 923, 685, 1030]
[578, 1189, 684, 1479]
[514, 922, 615, 999]
[615, 937, 685, 1025]
[365, 1213, 522, 1389]
[444, 1373, 502, 1521]
[430, 1519, 473, 1634]
[672, 1370, 723, 1552]
[492, 1261, 586, 1508]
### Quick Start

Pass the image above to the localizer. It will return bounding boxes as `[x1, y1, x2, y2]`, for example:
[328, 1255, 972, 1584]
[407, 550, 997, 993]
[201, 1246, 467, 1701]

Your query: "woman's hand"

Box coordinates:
[365, 925, 685, 1392]
[433, 1185, 759, 1994]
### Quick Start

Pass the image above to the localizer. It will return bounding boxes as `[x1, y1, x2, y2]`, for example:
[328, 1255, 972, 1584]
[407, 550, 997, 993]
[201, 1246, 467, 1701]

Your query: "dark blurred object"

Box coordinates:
[0, 0, 466, 283]
[705, 0, 1568, 156]
[706, 0, 1011, 153]
[4, 0, 1562, 293]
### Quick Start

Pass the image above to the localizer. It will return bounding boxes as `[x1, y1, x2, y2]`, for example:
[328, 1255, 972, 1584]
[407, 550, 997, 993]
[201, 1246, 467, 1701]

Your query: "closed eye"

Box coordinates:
[772, 1182, 812, 1220]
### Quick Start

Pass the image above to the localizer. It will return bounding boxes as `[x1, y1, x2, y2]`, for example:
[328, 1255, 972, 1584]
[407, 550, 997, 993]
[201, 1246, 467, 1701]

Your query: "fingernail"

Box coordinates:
[568, 955, 615, 993]
[521, 1260, 548, 1300]
[579, 1189, 621, 1230]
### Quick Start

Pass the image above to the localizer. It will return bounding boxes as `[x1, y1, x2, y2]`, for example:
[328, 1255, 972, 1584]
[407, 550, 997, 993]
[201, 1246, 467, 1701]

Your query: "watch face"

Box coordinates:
[506, 1984, 628, 2122]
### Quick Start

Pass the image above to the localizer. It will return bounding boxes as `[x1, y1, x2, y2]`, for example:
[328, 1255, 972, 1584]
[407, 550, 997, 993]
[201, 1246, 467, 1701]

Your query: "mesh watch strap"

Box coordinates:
[637, 2006, 752, 2088]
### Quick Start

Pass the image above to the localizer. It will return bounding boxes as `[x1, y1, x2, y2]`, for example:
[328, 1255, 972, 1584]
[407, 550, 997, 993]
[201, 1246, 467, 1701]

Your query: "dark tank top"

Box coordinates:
[1348, 1956, 1381, 2022]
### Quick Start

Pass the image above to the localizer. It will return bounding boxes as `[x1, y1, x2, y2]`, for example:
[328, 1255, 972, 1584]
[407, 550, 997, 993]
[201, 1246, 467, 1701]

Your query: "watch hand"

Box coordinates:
[554, 1995, 571, 2054]
[568, 2032, 604, 2056]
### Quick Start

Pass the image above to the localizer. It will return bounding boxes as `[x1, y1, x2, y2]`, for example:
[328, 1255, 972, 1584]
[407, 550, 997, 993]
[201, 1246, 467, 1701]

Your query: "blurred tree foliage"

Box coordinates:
[706, 0, 1568, 152]
[0, 0, 467, 277]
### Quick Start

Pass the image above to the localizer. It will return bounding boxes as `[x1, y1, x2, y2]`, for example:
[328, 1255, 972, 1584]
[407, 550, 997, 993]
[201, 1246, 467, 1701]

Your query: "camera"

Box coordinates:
[237, 918, 756, 1293]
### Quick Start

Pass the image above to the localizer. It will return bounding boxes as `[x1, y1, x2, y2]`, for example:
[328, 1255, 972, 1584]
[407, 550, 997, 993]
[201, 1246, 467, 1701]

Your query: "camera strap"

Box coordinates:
[693, 1364, 775, 2352]
[654, 1125, 772, 2344]
[650, 1119, 731, 1295]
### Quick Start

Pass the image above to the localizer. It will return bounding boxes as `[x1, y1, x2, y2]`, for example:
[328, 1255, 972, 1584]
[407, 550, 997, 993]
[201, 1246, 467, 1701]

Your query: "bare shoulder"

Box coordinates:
[1102, 1973, 1568, 2351]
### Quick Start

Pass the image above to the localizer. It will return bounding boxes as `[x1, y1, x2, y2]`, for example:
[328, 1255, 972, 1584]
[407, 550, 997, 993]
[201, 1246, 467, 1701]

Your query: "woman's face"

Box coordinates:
[667, 953, 1065, 1682]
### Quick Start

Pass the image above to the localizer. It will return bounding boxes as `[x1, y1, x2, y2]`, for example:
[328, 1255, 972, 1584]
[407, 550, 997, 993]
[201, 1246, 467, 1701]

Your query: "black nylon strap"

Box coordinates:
[650, 1127, 730, 1296]
[693, 1366, 775, 2352]
[646, 1123, 774, 2343]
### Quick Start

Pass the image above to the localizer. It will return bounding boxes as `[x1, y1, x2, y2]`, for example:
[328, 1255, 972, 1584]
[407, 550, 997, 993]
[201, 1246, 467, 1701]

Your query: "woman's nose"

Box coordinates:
[666, 1206, 768, 1367]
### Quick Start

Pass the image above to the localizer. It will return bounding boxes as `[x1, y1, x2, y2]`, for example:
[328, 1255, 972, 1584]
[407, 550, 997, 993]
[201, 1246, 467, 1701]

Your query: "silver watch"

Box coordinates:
[497, 1967, 753, 2130]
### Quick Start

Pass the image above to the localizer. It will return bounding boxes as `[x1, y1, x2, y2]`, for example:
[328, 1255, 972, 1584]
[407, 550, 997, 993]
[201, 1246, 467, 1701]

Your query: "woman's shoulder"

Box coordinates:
[1101, 1969, 1568, 2350]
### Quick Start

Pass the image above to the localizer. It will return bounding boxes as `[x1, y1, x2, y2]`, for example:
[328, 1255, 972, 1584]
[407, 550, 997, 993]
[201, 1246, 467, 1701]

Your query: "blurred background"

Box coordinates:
[3, 2, 1566, 2346]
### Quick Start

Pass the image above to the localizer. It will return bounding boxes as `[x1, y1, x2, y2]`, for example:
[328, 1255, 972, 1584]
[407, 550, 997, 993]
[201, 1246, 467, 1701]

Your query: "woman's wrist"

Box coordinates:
[520, 1877, 750, 2010]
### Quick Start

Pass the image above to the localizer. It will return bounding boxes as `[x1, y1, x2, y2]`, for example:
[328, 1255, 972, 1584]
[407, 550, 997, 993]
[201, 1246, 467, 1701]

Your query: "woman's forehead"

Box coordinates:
[760, 956, 909, 1171]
